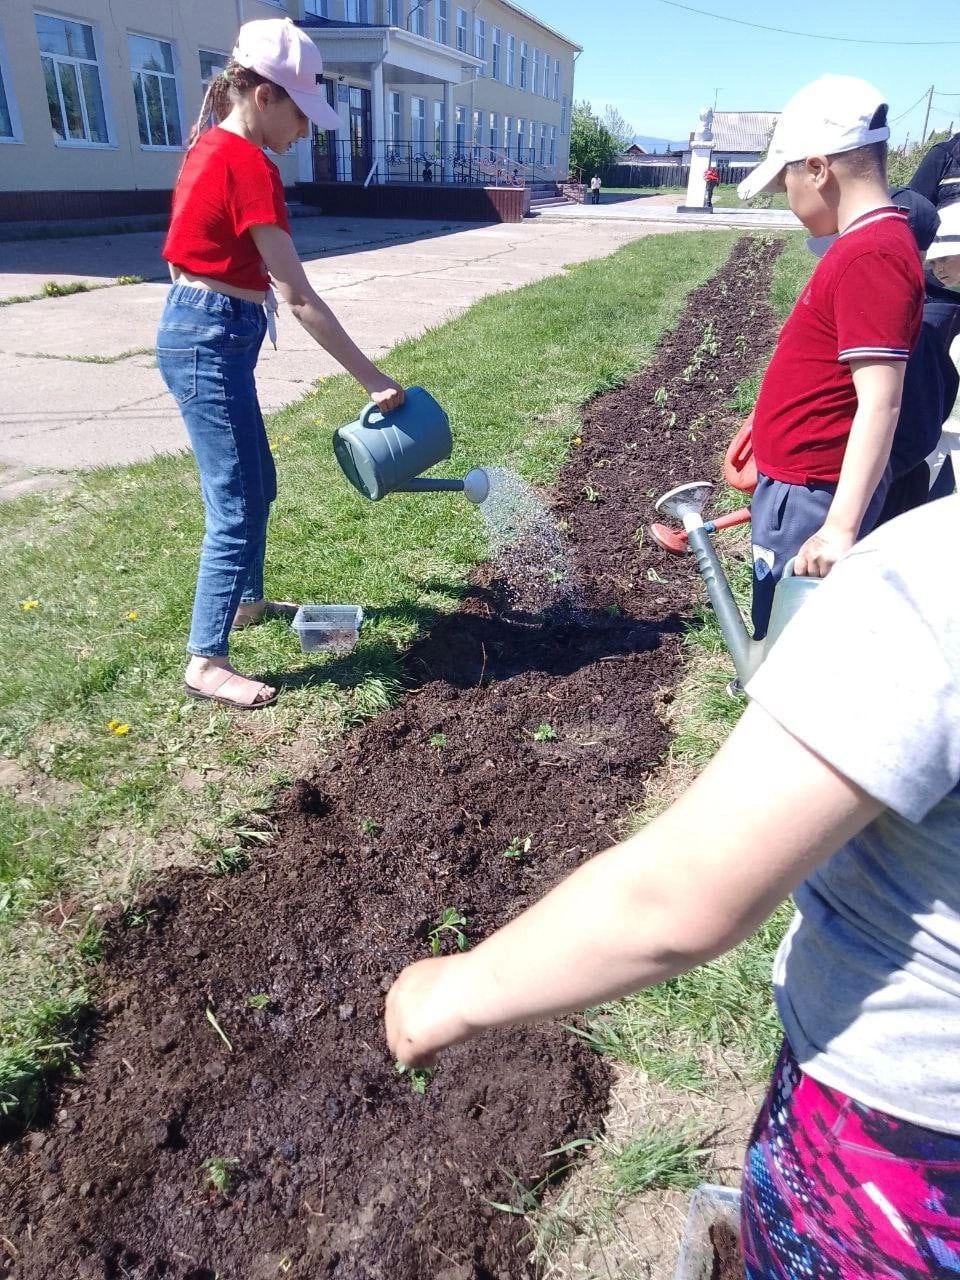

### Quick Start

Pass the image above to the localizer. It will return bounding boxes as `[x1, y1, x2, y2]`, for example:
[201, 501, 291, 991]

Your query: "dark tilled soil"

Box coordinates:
[0, 235, 782, 1280]
[710, 1221, 745, 1280]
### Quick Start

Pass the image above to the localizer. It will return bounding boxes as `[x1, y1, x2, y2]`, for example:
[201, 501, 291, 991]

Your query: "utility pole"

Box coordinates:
[713, 87, 721, 110]
[921, 85, 934, 143]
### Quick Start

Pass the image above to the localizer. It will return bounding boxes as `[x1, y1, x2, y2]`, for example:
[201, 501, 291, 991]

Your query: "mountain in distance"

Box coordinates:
[629, 134, 687, 153]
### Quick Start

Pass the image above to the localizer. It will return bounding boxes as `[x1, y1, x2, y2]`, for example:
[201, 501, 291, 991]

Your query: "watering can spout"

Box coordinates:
[391, 468, 490, 503]
[653, 482, 819, 685]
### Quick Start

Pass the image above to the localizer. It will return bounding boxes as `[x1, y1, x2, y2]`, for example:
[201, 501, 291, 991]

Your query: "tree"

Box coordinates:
[603, 104, 634, 151]
[569, 101, 620, 179]
[887, 129, 951, 190]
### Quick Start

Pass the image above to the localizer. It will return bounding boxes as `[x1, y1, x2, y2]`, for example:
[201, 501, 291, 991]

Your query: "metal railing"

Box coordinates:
[311, 137, 561, 188]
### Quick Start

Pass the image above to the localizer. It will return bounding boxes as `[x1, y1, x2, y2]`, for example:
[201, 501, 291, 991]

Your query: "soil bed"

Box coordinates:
[0, 235, 782, 1280]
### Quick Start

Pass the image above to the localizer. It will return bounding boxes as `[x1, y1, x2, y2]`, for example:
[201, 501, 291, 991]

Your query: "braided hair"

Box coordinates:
[187, 60, 290, 148]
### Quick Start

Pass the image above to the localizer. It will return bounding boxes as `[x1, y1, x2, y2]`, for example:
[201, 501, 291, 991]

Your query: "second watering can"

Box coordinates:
[333, 386, 490, 504]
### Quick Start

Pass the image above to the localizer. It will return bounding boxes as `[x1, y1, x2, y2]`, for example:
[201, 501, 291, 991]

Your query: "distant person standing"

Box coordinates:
[908, 131, 960, 211]
[704, 161, 720, 210]
[590, 173, 602, 205]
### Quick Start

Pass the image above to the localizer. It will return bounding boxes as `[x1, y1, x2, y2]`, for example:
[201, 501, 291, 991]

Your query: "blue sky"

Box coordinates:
[546, 0, 960, 147]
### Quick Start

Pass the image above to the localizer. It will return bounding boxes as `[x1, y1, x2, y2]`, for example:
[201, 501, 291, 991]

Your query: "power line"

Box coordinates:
[891, 91, 931, 125]
[655, 0, 960, 45]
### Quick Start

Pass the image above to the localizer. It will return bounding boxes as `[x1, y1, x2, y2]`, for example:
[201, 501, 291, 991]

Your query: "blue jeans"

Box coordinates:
[156, 285, 274, 657]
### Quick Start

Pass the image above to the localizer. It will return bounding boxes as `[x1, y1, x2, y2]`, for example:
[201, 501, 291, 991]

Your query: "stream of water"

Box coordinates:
[474, 466, 581, 615]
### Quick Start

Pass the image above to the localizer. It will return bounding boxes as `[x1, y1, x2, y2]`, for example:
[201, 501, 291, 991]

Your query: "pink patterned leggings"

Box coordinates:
[741, 1042, 960, 1278]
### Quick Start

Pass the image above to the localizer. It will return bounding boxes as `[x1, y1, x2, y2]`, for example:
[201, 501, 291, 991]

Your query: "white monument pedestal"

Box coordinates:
[677, 107, 714, 214]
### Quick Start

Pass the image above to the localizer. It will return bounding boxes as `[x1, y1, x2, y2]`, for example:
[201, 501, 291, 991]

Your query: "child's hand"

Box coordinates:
[366, 378, 405, 414]
[794, 525, 855, 577]
[385, 954, 475, 1068]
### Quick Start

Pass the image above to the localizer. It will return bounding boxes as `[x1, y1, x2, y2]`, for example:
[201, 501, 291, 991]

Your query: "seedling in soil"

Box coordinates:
[395, 1062, 435, 1094]
[605, 603, 621, 616]
[532, 723, 557, 742]
[428, 907, 468, 955]
[582, 485, 601, 503]
[503, 835, 532, 860]
[547, 569, 566, 584]
[205, 1005, 234, 1052]
[201, 1156, 239, 1197]
[360, 817, 382, 836]
[653, 385, 669, 408]
[245, 993, 271, 1011]
[429, 732, 447, 752]
[120, 905, 155, 930]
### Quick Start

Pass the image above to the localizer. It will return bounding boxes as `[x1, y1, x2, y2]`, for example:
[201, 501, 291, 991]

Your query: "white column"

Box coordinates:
[442, 79, 455, 182]
[370, 59, 386, 182]
[295, 136, 313, 183]
[680, 106, 713, 212]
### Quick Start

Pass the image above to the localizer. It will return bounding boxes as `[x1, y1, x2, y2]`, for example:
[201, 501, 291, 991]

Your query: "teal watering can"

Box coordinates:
[333, 386, 490, 504]
[654, 481, 820, 684]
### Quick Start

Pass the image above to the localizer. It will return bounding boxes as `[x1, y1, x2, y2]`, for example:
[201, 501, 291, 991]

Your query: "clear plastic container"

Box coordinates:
[291, 605, 364, 654]
[673, 1183, 743, 1280]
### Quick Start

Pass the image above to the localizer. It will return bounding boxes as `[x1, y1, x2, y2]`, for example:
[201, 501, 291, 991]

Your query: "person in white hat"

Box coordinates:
[924, 200, 960, 500]
[159, 19, 404, 710]
[734, 76, 925, 642]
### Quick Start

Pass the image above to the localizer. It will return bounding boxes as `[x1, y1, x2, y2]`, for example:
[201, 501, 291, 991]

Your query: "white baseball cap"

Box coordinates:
[926, 200, 960, 262]
[233, 18, 340, 131]
[737, 75, 889, 200]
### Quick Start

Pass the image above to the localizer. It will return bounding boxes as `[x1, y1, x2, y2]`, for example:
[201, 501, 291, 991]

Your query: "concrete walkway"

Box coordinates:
[534, 190, 801, 231]
[0, 212, 691, 497]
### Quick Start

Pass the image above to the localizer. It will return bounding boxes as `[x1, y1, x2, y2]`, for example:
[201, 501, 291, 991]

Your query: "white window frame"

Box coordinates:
[36, 11, 114, 149]
[519, 40, 528, 90]
[435, 0, 448, 44]
[561, 95, 568, 135]
[411, 93, 426, 148]
[506, 33, 515, 87]
[433, 98, 443, 152]
[407, 2, 425, 36]
[387, 0, 403, 24]
[553, 59, 560, 101]
[538, 121, 546, 165]
[473, 17, 485, 75]
[471, 107, 481, 147]
[532, 47, 541, 96]
[488, 110, 499, 157]
[503, 114, 513, 154]
[304, 0, 330, 14]
[345, 0, 371, 21]
[455, 7, 468, 52]
[543, 53, 550, 99]
[549, 123, 557, 166]
[388, 90, 401, 143]
[128, 31, 184, 151]
[0, 24, 24, 143]
[455, 102, 466, 151]
[515, 115, 525, 160]
[198, 48, 229, 104]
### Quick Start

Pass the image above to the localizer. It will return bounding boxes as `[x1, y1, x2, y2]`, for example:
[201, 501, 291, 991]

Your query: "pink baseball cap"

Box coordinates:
[232, 18, 340, 131]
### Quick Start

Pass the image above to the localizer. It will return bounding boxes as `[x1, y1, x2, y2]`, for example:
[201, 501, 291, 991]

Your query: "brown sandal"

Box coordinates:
[184, 669, 278, 710]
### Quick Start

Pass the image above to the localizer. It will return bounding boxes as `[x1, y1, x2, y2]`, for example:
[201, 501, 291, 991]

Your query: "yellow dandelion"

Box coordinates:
[20, 599, 39, 611]
[282, 434, 291, 443]
[113, 723, 131, 736]
[572, 436, 583, 446]
[126, 610, 138, 622]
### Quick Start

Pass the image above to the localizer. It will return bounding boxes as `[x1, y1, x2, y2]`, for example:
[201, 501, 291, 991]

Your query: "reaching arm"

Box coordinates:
[385, 701, 884, 1067]
[794, 359, 905, 576]
[250, 223, 403, 411]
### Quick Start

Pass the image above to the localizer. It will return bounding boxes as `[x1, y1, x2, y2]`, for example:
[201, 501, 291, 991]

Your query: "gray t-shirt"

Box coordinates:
[747, 494, 960, 1132]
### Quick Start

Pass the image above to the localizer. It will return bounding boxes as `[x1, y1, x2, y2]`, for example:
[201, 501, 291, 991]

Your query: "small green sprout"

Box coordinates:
[116, 274, 145, 286]
[360, 817, 381, 836]
[395, 1062, 435, 1094]
[503, 835, 532, 860]
[532, 723, 556, 742]
[428, 907, 468, 955]
[245, 993, 271, 1011]
[201, 1156, 239, 1196]
[605, 603, 622, 616]
[429, 732, 447, 751]
[653, 385, 669, 408]
[205, 1005, 234, 1052]
[582, 485, 601, 503]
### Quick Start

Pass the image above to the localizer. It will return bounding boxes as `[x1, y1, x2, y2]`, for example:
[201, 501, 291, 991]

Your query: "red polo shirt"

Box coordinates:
[163, 127, 290, 291]
[752, 207, 924, 485]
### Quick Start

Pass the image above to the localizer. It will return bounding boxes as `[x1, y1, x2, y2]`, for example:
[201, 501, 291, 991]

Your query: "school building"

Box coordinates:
[0, 0, 580, 222]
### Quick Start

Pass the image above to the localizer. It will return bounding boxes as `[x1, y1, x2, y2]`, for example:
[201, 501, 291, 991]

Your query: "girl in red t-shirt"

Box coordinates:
[158, 18, 403, 710]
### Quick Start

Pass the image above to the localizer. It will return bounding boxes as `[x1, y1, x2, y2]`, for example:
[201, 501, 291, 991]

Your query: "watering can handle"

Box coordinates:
[359, 401, 383, 430]
[782, 556, 799, 580]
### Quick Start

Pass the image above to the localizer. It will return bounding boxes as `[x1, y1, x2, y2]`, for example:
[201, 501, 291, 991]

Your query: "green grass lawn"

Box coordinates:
[0, 228, 741, 1126]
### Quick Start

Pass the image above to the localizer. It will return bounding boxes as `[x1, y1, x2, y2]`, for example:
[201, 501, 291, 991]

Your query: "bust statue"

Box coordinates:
[694, 106, 714, 143]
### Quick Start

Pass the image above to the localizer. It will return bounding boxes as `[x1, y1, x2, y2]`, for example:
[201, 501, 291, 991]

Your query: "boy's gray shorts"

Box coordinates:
[751, 471, 890, 639]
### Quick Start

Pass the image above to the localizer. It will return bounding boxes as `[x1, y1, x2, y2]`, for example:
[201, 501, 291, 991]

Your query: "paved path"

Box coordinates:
[0, 213, 692, 496]
[534, 190, 801, 230]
